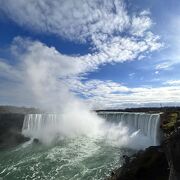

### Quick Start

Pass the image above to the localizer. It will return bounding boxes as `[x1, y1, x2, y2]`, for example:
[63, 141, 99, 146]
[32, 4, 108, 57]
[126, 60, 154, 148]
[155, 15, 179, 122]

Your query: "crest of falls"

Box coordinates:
[97, 112, 161, 146]
[22, 112, 161, 147]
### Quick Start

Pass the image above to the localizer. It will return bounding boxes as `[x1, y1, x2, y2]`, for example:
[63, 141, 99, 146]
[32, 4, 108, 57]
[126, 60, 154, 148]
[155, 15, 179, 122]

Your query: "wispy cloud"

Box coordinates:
[68, 79, 180, 109]
[0, 0, 129, 42]
[0, 0, 162, 58]
[155, 62, 172, 70]
[153, 9, 180, 72]
[163, 80, 180, 86]
[129, 73, 135, 79]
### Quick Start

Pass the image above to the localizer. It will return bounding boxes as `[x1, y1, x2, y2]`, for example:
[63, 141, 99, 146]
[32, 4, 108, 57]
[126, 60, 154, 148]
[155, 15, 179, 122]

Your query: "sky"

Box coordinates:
[0, 0, 180, 109]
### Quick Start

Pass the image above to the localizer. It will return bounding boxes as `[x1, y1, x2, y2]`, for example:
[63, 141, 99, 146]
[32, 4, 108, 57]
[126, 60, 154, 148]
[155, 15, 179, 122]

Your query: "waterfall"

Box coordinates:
[22, 114, 60, 139]
[97, 112, 161, 146]
[22, 112, 161, 146]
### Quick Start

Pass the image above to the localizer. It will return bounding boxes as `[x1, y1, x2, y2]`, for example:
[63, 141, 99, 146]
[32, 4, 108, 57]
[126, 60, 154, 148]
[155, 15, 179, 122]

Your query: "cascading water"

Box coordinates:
[22, 112, 161, 146]
[98, 112, 161, 146]
[22, 114, 66, 144]
[22, 114, 59, 137]
[1, 112, 162, 180]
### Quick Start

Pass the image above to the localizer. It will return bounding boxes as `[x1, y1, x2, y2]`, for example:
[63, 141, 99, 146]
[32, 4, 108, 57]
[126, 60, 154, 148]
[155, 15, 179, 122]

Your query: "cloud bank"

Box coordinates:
[0, 0, 176, 109]
[0, 37, 178, 109]
[0, 0, 162, 52]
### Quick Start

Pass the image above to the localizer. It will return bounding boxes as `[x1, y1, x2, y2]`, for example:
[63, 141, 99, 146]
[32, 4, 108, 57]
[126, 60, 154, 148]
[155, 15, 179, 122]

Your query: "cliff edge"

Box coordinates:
[107, 111, 180, 180]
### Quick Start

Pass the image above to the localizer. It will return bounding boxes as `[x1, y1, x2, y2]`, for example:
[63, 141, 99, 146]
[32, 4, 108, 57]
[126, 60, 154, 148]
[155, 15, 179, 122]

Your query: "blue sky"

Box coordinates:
[0, 0, 180, 109]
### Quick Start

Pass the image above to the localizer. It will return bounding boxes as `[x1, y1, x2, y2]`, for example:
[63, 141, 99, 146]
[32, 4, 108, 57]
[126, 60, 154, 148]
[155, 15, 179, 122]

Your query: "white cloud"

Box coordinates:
[0, 38, 84, 107]
[1, 42, 180, 109]
[155, 62, 172, 70]
[163, 80, 180, 86]
[0, 60, 22, 81]
[0, 0, 129, 43]
[130, 11, 152, 37]
[155, 59, 180, 71]
[67, 79, 180, 109]
[0, 0, 166, 108]
[0, 0, 162, 55]
[0, 37, 174, 109]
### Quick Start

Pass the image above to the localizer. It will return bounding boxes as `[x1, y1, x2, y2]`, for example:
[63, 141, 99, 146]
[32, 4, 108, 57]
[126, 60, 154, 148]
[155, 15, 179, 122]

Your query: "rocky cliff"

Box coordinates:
[108, 146, 169, 180]
[0, 113, 30, 149]
[0, 106, 44, 149]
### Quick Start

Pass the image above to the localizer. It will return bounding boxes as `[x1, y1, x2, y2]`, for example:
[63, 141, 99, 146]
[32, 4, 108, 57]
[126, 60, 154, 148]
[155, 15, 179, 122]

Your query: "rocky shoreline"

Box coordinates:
[107, 146, 169, 180]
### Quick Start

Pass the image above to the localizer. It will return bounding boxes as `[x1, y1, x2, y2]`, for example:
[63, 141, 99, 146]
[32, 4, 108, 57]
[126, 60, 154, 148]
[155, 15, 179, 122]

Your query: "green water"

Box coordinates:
[0, 137, 134, 180]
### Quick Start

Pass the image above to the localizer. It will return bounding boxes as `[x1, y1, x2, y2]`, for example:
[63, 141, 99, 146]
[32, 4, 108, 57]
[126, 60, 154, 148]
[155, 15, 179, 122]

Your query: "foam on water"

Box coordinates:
[98, 112, 161, 146]
[0, 137, 132, 180]
[0, 111, 161, 179]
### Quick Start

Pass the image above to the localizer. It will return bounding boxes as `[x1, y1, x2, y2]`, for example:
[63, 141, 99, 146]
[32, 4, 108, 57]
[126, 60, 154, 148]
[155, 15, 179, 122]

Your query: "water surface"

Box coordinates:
[0, 137, 135, 180]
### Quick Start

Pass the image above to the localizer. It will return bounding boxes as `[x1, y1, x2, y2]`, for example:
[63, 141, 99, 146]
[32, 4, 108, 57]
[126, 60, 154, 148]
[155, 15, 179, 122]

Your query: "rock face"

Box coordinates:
[163, 130, 180, 180]
[160, 112, 180, 180]
[0, 106, 42, 149]
[0, 113, 29, 149]
[108, 146, 169, 180]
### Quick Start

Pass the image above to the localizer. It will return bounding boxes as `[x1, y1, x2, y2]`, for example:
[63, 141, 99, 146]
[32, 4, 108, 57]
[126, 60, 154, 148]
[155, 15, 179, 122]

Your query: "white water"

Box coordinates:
[22, 112, 105, 144]
[98, 112, 160, 146]
[17, 111, 162, 179]
[22, 112, 160, 148]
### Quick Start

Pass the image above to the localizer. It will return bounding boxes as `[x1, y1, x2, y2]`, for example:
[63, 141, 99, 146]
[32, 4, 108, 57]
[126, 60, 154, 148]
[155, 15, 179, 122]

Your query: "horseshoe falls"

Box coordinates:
[98, 112, 161, 146]
[0, 112, 161, 180]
